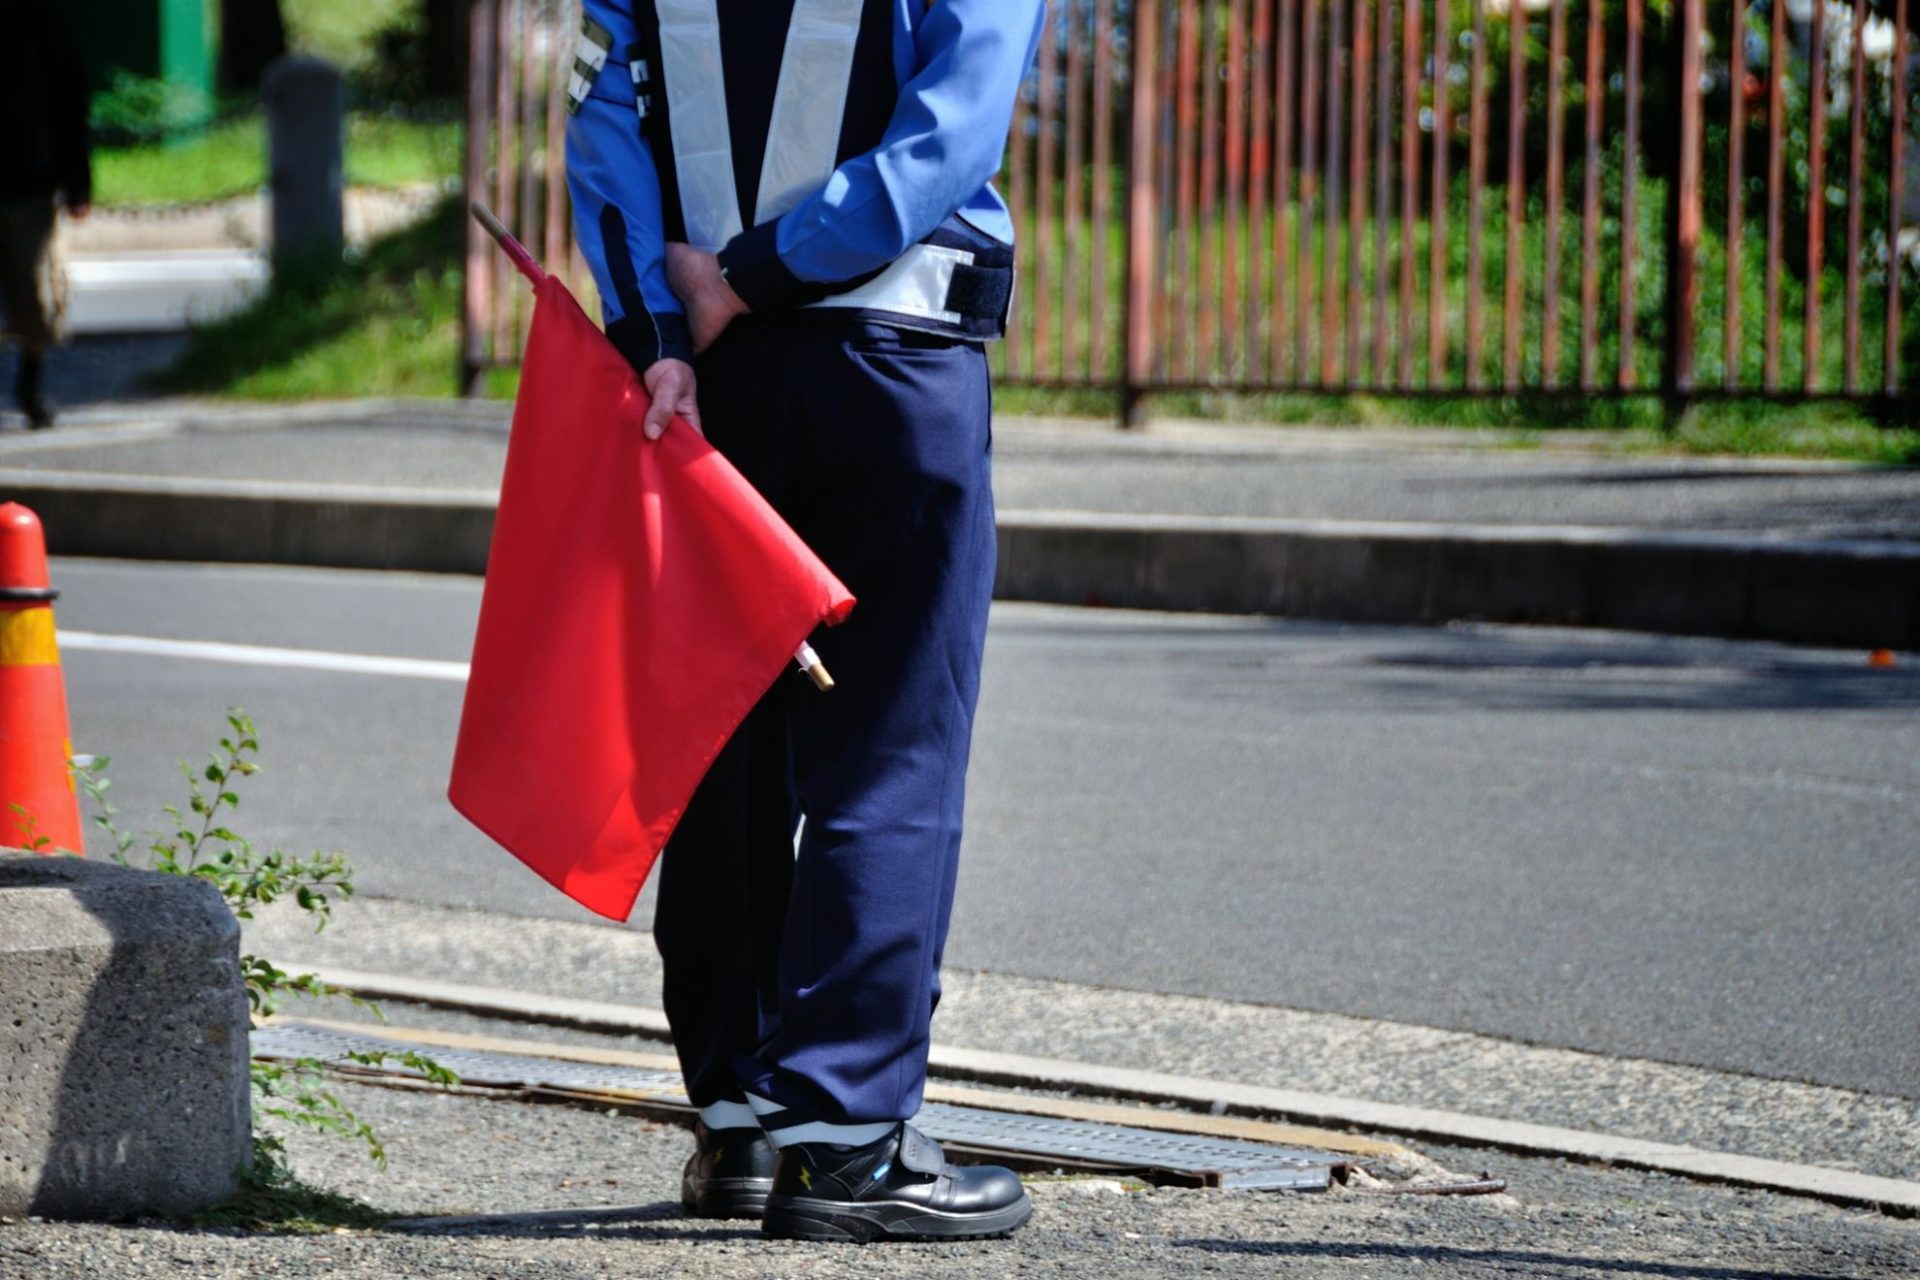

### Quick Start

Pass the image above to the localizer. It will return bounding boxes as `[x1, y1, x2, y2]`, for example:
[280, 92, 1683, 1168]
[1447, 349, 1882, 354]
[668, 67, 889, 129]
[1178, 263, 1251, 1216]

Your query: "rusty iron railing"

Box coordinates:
[465, 0, 1919, 420]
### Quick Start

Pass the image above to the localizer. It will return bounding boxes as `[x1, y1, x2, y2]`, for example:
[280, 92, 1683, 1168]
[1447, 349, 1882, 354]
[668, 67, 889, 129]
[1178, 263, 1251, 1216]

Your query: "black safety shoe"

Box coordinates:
[762, 1122, 1031, 1243]
[681, 1120, 778, 1219]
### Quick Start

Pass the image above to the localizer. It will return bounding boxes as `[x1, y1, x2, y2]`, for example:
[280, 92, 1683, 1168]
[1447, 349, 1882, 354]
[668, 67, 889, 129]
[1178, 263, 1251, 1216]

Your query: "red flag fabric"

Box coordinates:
[449, 275, 854, 921]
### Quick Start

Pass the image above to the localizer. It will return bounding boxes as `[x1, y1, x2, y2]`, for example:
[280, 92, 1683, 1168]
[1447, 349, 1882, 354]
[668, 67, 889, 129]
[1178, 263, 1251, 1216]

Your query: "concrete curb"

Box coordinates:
[276, 961, 1920, 1218]
[1, 471, 498, 576]
[996, 510, 1920, 650]
[5, 469, 1916, 648]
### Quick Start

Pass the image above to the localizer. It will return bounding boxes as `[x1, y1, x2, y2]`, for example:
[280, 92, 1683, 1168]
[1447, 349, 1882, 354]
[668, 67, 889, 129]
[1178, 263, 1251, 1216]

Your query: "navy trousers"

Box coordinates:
[654, 316, 996, 1130]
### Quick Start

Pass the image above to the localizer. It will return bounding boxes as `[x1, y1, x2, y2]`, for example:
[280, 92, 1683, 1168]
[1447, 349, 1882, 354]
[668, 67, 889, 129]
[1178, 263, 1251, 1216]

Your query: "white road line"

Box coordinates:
[59, 631, 470, 682]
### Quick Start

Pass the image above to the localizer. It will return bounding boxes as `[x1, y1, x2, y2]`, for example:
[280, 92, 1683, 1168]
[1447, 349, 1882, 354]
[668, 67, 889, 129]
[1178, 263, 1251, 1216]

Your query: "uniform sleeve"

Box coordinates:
[716, 0, 1046, 310]
[565, 0, 693, 369]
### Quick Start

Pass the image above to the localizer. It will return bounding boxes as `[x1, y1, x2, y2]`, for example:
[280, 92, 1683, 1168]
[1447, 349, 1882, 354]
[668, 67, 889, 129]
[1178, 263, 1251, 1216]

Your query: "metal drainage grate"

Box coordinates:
[911, 1102, 1334, 1190]
[253, 1020, 1339, 1191]
[255, 1021, 688, 1096]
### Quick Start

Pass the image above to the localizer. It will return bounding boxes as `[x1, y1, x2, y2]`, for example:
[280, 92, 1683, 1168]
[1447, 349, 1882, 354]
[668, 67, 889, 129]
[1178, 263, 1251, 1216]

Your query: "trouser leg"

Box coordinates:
[651, 324, 798, 1117]
[652, 693, 795, 1115]
[654, 320, 995, 1139]
[738, 324, 997, 1139]
[15, 348, 47, 425]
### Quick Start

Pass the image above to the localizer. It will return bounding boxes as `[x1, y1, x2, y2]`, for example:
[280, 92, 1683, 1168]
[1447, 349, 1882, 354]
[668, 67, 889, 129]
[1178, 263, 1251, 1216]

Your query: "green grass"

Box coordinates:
[1627, 401, 1920, 465]
[153, 197, 464, 399]
[94, 112, 460, 207]
[189, 1172, 391, 1234]
[344, 114, 462, 189]
[997, 384, 1920, 462]
[94, 116, 266, 206]
[282, 0, 414, 72]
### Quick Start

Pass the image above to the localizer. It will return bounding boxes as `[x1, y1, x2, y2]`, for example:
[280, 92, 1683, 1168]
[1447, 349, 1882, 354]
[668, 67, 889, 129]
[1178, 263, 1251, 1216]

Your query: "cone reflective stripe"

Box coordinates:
[449, 211, 855, 921]
[0, 502, 82, 854]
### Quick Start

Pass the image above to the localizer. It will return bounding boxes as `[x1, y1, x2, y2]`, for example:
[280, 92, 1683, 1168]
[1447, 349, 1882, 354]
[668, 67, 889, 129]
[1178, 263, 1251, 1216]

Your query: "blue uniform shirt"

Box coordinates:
[566, 0, 1045, 371]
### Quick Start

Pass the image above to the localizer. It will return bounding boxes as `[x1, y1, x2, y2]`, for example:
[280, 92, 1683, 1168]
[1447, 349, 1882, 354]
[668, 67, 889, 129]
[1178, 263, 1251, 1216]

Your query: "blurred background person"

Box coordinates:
[1, 0, 92, 429]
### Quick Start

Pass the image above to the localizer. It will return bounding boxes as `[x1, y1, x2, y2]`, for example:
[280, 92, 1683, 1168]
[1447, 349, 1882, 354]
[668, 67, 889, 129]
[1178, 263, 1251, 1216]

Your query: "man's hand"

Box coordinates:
[641, 357, 701, 440]
[666, 243, 749, 353]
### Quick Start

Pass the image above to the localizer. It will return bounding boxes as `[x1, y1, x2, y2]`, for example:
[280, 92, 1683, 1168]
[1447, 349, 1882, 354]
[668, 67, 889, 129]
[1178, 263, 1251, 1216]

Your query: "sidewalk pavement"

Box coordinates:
[63, 187, 444, 257]
[49, 187, 448, 336]
[14, 1067, 1917, 1279]
[12, 895, 1920, 1278]
[0, 399, 1916, 648]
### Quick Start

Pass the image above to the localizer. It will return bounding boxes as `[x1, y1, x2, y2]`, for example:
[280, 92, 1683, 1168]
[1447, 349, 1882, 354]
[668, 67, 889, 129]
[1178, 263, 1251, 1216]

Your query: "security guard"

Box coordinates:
[565, 0, 1044, 1244]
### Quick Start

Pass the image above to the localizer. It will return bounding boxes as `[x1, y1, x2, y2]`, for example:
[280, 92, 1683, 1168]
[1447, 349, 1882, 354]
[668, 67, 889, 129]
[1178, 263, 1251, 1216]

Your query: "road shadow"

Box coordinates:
[0, 336, 190, 420]
[1354, 647, 1920, 713]
[1412, 465, 1919, 489]
[1141, 633, 1920, 714]
[382, 1200, 753, 1242]
[997, 609, 1920, 713]
[1175, 1238, 1862, 1280]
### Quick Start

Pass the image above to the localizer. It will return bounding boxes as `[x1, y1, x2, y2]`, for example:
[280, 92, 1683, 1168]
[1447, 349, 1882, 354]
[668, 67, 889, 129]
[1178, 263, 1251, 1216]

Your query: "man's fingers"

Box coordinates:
[642, 394, 672, 440]
[640, 358, 699, 440]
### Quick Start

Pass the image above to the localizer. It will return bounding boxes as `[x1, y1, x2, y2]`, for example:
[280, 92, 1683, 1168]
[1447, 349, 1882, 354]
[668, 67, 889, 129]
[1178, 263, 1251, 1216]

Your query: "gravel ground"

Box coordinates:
[4, 1080, 1915, 1279]
[244, 897, 1920, 1183]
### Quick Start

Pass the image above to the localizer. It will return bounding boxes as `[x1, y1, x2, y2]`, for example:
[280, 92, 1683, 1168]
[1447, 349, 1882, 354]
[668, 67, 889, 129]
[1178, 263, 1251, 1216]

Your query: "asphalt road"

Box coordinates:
[44, 558, 1920, 1098]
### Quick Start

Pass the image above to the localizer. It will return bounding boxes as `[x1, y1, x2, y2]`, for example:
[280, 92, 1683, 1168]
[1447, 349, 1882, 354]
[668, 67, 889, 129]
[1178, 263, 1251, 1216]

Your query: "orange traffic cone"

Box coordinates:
[0, 503, 82, 854]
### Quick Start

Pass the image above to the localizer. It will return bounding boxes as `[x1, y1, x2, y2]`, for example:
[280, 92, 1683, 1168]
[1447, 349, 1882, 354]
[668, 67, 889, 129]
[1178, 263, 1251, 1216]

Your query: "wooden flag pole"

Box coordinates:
[468, 202, 835, 693]
[470, 201, 547, 285]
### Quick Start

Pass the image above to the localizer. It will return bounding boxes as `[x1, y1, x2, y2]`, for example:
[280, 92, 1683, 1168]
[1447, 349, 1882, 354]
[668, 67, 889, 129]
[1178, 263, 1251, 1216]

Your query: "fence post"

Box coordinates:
[1121, 0, 1161, 428]
[262, 56, 344, 276]
[461, 0, 499, 396]
[1660, 0, 1704, 425]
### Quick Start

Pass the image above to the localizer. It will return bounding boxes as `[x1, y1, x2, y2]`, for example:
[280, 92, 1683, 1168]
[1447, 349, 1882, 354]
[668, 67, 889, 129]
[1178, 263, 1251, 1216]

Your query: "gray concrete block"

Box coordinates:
[0, 852, 251, 1220]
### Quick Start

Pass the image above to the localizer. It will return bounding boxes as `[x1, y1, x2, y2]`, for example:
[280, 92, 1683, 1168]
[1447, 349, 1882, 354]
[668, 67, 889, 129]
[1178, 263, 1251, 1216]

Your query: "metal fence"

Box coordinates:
[464, 0, 1918, 419]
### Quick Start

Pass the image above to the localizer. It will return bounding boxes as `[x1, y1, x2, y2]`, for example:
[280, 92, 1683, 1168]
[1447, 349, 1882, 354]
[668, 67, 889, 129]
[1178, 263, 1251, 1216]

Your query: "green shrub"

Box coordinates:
[76, 711, 456, 1192]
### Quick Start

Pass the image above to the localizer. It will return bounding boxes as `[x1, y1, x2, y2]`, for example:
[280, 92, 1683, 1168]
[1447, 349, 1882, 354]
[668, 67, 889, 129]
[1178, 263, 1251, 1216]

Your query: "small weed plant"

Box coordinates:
[75, 710, 456, 1202]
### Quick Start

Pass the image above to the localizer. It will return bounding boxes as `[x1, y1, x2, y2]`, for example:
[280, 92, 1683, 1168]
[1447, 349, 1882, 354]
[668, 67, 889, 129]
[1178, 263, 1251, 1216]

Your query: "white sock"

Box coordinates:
[698, 1098, 759, 1130]
[746, 1092, 898, 1150]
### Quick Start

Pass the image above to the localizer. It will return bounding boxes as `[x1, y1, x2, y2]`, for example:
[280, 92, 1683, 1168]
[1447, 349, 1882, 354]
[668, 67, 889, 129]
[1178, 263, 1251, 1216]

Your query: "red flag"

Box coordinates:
[449, 274, 854, 921]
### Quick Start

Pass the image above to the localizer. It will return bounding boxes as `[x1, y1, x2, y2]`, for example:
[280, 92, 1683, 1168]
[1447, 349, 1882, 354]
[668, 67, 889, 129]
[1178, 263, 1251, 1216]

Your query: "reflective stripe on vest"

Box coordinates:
[800, 241, 973, 325]
[651, 0, 1006, 331]
[754, 0, 865, 224]
[653, 0, 863, 249]
[654, 0, 745, 249]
